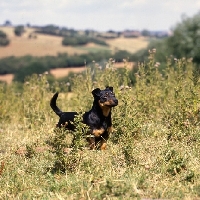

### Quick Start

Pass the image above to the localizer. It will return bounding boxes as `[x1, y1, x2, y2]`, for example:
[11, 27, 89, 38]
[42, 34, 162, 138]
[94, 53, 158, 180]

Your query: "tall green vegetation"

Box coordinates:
[0, 52, 200, 199]
[168, 13, 200, 63]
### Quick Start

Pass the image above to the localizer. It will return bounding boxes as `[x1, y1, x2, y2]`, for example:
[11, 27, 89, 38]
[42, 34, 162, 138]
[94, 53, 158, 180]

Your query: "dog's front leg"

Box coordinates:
[100, 140, 107, 150]
[87, 137, 95, 150]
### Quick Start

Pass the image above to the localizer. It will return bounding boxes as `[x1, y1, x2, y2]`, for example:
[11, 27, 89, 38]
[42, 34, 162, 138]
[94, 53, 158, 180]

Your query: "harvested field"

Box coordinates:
[106, 36, 149, 53]
[0, 74, 14, 84]
[0, 27, 85, 58]
[0, 27, 149, 59]
[50, 67, 86, 78]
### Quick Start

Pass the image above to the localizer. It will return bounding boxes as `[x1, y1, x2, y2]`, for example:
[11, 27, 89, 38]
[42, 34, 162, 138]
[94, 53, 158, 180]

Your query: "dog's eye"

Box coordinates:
[104, 93, 108, 98]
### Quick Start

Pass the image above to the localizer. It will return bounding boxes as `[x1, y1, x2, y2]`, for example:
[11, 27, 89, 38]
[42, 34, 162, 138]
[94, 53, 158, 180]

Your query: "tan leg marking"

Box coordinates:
[100, 141, 107, 150]
[87, 137, 95, 150]
[93, 128, 105, 137]
[107, 126, 113, 133]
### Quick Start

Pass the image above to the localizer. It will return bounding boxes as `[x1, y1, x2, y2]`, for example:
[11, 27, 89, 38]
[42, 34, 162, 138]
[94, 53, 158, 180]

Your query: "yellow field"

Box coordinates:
[0, 27, 85, 58]
[0, 27, 149, 58]
[106, 36, 149, 53]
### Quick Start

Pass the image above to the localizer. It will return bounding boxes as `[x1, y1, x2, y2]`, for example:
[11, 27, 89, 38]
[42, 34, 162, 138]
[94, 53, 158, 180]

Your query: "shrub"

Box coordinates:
[62, 36, 108, 46]
[0, 30, 10, 46]
[13, 61, 48, 82]
[14, 25, 25, 36]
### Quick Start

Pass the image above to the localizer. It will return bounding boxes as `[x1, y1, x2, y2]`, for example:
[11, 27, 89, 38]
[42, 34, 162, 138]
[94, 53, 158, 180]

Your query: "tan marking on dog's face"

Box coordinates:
[93, 128, 105, 137]
[107, 126, 113, 133]
[98, 100, 111, 117]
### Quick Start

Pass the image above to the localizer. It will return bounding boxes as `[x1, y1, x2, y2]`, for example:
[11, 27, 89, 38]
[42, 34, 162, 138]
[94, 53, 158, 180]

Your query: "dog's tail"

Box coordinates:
[50, 92, 62, 117]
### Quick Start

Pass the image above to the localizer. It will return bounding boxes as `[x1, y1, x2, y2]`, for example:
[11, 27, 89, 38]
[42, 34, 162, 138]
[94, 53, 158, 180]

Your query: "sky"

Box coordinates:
[1, 0, 200, 32]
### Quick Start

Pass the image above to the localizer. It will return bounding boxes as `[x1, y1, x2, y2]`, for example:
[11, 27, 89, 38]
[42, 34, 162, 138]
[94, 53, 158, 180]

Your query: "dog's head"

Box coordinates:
[92, 86, 118, 107]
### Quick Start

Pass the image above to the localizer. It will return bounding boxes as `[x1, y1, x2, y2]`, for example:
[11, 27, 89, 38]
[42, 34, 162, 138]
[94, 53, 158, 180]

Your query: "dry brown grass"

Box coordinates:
[50, 67, 86, 78]
[0, 74, 14, 84]
[0, 27, 149, 59]
[106, 36, 149, 53]
[0, 27, 85, 58]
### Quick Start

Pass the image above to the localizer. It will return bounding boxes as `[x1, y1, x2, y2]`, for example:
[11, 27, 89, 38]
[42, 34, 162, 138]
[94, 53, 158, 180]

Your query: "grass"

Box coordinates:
[75, 43, 111, 53]
[0, 53, 200, 199]
[106, 36, 149, 53]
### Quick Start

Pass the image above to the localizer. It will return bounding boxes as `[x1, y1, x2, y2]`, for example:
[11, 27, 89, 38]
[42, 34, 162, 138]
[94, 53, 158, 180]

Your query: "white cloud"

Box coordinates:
[0, 0, 200, 31]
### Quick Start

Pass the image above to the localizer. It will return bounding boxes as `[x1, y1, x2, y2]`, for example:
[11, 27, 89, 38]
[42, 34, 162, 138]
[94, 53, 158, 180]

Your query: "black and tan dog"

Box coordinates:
[50, 86, 118, 150]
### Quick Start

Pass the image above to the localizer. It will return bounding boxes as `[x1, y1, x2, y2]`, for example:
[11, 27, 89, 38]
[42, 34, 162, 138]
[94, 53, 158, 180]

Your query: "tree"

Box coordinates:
[14, 25, 25, 36]
[4, 20, 12, 26]
[0, 30, 10, 46]
[141, 29, 150, 37]
[167, 12, 200, 63]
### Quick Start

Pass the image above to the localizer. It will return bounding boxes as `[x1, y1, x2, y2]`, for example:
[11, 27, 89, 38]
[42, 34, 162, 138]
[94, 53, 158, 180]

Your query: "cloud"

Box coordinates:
[0, 0, 199, 31]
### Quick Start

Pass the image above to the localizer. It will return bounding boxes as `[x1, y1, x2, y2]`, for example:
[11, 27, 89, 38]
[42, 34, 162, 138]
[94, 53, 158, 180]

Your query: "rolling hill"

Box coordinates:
[0, 26, 149, 83]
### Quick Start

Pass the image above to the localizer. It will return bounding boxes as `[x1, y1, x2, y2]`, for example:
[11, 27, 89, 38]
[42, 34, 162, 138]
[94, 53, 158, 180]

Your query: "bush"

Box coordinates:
[14, 25, 25, 36]
[0, 30, 10, 46]
[62, 36, 108, 46]
[13, 61, 48, 82]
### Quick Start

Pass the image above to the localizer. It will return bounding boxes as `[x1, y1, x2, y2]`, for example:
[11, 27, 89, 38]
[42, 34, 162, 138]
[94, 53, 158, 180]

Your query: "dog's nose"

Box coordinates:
[114, 99, 118, 105]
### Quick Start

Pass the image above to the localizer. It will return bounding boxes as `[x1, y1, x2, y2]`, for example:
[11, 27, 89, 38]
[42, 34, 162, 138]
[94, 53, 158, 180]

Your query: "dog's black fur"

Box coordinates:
[50, 86, 118, 150]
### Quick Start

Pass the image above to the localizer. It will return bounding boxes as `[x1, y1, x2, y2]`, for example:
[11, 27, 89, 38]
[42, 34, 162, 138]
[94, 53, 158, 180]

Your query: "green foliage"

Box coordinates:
[0, 30, 7, 38]
[0, 30, 10, 46]
[14, 25, 25, 36]
[62, 35, 108, 46]
[35, 25, 77, 37]
[0, 51, 135, 83]
[14, 61, 48, 82]
[168, 13, 200, 63]
[0, 52, 200, 199]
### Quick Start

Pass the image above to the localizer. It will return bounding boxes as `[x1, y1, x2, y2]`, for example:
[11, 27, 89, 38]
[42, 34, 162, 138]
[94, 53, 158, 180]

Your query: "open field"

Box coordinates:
[0, 74, 14, 84]
[0, 57, 200, 199]
[106, 36, 149, 53]
[0, 27, 85, 58]
[0, 27, 149, 59]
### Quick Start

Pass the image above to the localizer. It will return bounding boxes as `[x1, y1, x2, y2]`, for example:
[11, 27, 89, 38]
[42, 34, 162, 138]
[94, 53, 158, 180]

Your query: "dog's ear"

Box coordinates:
[106, 86, 113, 91]
[92, 88, 101, 97]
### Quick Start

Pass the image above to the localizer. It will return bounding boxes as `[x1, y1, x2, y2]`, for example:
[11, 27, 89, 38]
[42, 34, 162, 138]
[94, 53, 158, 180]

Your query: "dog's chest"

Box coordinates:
[84, 112, 110, 129]
[99, 117, 109, 129]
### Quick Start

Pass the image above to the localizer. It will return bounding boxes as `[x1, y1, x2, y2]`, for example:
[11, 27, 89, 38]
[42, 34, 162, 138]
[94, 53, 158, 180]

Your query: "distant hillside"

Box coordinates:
[0, 26, 149, 58]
